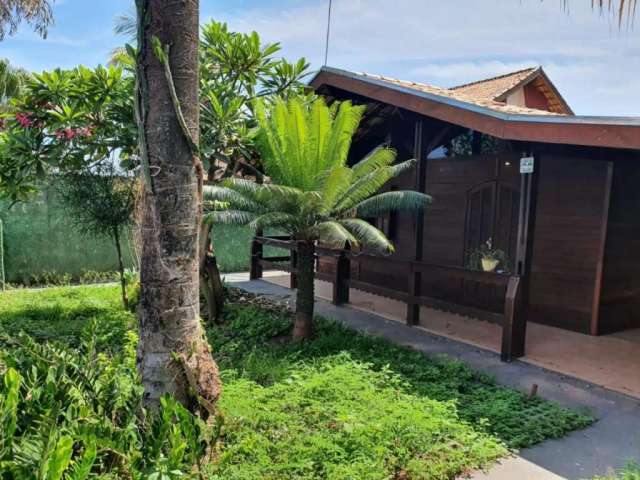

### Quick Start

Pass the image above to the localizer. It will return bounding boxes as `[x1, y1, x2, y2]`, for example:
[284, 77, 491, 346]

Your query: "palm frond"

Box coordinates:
[340, 219, 394, 254]
[334, 159, 417, 213]
[283, 96, 310, 188]
[248, 212, 298, 232]
[318, 166, 354, 213]
[351, 146, 397, 179]
[354, 190, 432, 218]
[312, 221, 358, 249]
[219, 177, 261, 198]
[308, 99, 331, 183]
[203, 185, 263, 212]
[205, 210, 257, 226]
[322, 101, 365, 173]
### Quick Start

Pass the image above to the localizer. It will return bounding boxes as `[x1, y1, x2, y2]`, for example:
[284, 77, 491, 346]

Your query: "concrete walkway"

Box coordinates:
[229, 278, 640, 480]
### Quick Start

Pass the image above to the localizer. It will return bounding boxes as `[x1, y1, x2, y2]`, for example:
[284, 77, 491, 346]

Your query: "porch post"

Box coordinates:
[290, 244, 298, 289]
[333, 247, 350, 305]
[407, 118, 425, 325]
[503, 152, 539, 361]
[501, 276, 526, 361]
[250, 235, 263, 280]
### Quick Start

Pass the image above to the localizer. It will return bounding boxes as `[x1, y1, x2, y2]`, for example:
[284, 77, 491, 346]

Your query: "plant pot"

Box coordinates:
[481, 258, 499, 272]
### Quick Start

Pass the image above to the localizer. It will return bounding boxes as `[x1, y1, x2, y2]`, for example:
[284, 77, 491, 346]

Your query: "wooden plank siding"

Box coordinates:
[526, 155, 612, 334]
[599, 157, 640, 334]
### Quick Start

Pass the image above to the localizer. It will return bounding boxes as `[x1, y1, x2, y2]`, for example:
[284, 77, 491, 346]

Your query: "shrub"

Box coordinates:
[0, 323, 220, 479]
[78, 269, 119, 284]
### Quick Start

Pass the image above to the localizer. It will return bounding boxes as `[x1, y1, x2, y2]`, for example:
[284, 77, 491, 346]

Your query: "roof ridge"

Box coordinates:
[450, 66, 540, 91]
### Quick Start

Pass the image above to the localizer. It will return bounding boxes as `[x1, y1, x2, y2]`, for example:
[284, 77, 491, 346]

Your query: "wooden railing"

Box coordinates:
[250, 235, 526, 362]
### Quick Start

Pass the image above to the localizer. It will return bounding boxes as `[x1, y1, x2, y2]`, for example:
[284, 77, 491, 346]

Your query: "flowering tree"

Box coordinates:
[0, 66, 136, 203]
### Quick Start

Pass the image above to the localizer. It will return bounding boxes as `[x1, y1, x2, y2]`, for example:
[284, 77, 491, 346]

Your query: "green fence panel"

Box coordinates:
[0, 187, 136, 283]
[0, 187, 256, 283]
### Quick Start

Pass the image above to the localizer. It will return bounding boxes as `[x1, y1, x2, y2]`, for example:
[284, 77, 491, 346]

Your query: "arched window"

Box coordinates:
[464, 180, 520, 269]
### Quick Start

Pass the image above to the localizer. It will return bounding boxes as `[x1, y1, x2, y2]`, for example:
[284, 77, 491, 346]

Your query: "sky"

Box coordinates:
[1, 0, 639, 116]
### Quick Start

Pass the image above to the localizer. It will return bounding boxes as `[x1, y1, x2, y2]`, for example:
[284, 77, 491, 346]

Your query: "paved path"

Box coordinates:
[230, 279, 640, 480]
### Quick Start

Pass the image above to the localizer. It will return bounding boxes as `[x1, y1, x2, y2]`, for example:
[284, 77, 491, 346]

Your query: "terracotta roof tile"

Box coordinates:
[451, 67, 539, 101]
[358, 71, 563, 117]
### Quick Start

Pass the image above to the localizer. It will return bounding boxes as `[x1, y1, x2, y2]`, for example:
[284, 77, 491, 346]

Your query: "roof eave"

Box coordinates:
[310, 66, 640, 150]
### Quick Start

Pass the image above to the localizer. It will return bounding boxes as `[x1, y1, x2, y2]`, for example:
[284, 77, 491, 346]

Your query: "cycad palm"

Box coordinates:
[205, 96, 431, 339]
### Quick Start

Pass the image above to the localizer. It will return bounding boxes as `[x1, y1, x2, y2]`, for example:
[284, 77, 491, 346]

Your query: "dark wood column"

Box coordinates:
[506, 152, 540, 359]
[406, 119, 426, 325]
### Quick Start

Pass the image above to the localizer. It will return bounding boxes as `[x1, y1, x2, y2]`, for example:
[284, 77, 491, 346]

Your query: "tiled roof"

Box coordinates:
[451, 67, 539, 101]
[357, 71, 563, 116]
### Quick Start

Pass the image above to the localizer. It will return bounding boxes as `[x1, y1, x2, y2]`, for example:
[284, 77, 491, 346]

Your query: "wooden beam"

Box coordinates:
[407, 118, 426, 325]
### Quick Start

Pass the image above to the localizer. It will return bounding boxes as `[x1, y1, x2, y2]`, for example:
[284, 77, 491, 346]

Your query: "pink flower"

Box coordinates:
[15, 112, 33, 128]
[64, 128, 76, 140]
[75, 126, 93, 137]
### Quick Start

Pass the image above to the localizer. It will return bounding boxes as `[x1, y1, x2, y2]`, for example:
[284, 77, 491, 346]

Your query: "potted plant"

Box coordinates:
[467, 238, 510, 273]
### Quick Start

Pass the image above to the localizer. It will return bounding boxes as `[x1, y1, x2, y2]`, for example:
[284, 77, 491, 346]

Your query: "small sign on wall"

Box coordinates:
[520, 156, 535, 174]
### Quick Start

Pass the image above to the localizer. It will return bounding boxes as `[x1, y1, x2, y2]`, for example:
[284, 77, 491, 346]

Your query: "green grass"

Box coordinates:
[0, 284, 131, 349]
[0, 284, 595, 479]
[209, 303, 593, 451]
[594, 463, 640, 480]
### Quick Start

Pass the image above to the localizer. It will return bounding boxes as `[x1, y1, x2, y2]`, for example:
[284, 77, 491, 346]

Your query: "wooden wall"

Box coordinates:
[314, 89, 640, 335]
[526, 154, 611, 334]
[599, 156, 640, 334]
[422, 155, 521, 266]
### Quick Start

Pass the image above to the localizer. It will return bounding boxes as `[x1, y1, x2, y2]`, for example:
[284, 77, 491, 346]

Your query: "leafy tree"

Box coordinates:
[206, 97, 432, 339]
[0, 0, 53, 39]
[57, 163, 136, 309]
[0, 65, 136, 203]
[134, 0, 221, 413]
[0, 59, 29, 111]
[0, 19, 309, 322]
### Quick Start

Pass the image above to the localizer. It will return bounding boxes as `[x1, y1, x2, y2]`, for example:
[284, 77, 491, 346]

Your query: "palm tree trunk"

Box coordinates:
[135, 0, 221, 415]
[113, 227, 129, 310]
[293, 241, 315, 340]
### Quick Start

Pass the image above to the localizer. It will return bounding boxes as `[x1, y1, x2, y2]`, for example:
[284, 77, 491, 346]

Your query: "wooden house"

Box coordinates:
[252, 66, 640, 361]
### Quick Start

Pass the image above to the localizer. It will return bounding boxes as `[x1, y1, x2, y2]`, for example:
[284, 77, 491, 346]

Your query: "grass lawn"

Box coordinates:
[0, 285, 593, 479]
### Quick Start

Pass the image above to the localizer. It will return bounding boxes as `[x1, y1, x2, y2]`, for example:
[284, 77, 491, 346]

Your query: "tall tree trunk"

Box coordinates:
[135, 0, 221, 415]
[199, 221, 224, 323]
[292, 241, 315, 340]
[113, 227, 129, 310]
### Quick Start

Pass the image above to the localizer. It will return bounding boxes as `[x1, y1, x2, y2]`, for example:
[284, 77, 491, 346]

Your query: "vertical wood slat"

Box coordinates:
[407, 118, 425, 325]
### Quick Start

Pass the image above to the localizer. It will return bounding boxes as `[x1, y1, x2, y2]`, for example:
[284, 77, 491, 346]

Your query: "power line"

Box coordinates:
[324, 0, 333, 65]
